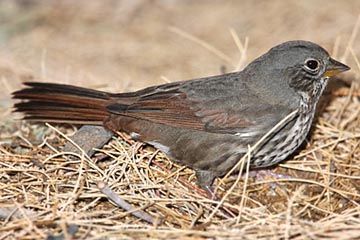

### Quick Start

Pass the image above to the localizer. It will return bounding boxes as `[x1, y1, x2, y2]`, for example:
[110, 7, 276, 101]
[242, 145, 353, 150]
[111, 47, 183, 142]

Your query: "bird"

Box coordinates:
[12, 40, 350, 192]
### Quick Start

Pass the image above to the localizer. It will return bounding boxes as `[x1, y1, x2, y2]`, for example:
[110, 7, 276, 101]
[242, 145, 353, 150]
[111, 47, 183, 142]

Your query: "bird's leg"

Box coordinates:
[196, 170, 218, 199]
[63, 125, 114, 157]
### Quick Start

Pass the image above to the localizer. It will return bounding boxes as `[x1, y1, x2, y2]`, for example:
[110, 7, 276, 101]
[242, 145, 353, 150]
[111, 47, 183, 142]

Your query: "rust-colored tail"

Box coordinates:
[13, 82, 113, 125]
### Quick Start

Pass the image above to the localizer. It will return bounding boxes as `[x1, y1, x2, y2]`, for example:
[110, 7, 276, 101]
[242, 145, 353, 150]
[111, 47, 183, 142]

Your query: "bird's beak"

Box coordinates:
[324, 58, 350, 77]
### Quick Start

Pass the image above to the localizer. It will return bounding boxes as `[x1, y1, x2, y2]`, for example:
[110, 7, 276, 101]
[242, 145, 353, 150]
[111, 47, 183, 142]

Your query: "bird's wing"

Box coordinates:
[107, 75, 297, 136]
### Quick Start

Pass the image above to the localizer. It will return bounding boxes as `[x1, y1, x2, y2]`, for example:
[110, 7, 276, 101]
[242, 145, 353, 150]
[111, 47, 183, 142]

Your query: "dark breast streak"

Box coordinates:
[250, 77, 329, 168]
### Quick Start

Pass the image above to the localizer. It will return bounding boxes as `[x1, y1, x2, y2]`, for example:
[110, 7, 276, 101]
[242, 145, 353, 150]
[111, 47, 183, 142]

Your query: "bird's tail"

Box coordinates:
[13, 82, 113, 125]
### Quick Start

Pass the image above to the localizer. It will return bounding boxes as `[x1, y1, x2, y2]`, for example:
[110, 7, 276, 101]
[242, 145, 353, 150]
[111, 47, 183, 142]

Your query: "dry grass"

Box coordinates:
[1, 1, 360, 239]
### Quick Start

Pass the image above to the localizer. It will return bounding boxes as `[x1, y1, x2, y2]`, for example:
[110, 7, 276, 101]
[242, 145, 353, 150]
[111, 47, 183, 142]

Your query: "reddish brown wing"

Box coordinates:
[107, 85, 210, 131]
[106, 81, 292, 135]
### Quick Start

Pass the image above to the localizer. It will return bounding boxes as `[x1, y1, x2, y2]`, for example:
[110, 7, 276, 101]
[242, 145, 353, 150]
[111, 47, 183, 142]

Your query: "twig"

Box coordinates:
[97, 181, 161, 225]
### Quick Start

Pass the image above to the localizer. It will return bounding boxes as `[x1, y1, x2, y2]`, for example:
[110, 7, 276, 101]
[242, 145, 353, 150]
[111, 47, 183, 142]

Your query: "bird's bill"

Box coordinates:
[324, 58, 350, 77]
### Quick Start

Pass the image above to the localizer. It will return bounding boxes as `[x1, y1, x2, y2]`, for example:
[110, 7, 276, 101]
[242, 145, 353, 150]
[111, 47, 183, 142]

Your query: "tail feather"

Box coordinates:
[12, 82, 113, 125]
[16, 82, 110, 99]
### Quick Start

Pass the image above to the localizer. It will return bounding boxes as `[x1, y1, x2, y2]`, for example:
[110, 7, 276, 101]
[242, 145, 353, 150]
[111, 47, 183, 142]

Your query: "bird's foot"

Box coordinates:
[245, 169, 293, 189]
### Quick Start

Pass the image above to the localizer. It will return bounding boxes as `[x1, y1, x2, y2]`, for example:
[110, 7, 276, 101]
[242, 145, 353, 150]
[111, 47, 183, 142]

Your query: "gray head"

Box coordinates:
[245, 40, 350, 101]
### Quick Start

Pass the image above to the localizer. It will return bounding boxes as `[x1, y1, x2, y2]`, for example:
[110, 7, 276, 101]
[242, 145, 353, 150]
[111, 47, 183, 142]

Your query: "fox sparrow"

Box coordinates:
[13, 40, 350, 190]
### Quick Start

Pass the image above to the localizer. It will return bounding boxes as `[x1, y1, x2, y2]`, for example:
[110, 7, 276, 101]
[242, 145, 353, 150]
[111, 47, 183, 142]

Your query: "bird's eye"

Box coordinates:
[304, 58, 320, 72]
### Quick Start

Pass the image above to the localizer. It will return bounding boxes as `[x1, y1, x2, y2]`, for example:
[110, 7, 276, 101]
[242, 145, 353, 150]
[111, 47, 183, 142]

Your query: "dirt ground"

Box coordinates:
[0, 1, 359, 239]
